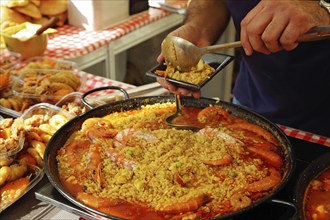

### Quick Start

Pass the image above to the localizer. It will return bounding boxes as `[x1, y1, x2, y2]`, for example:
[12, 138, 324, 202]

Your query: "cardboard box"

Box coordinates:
[68, 0, 129, 31]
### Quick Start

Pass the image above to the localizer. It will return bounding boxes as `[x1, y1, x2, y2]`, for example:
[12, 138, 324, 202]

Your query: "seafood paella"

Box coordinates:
[56, 103, 285, 219]
[155, 59, 215, 85]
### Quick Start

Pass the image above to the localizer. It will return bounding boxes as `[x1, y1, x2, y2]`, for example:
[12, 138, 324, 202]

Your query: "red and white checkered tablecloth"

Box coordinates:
[278, 125, 330, 147]
[0, 6, 181, 61]
[81, 72, 135, 93]
[45, 7, 171, 59]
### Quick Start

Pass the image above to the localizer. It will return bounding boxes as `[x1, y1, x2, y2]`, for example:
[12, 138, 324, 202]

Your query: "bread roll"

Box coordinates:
[0, 5, 29, 23]
[14, 2, 42, 19]
[39, 0, 67, 16]
[4, 0, 29, 8]
[30, 0, 41, 6]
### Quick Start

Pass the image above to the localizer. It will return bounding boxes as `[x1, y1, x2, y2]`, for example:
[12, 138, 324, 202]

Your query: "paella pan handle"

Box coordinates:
[268, 199, 298, 220]
[81, 86, 129, 109]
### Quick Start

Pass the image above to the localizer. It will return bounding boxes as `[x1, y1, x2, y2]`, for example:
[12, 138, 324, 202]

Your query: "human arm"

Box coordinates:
[157, 0, 231, 98]
[240, 0, 330, 56]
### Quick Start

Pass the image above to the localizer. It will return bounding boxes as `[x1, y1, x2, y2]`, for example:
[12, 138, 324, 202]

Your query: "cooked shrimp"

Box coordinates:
[158, 194, 211, 214]
[88, 144, 103, 185]
[246, 146, 283, 168]
[197, 128, 243, 154]
[66, 140, 91, 171]
[76, 192, 122, 209]
[251, 141, 277, 151]
[113, 128, 159, 148]
[226, 123, 278, 146]
[230, 193, 252, 210]
[202, 154, 233, 166]
[198, 128, 243, 145]
[197, 106, 233, 125]
[81, 118, 117, 142]
[105, 148, 137, 170]
[246, 168, 281, 192]
[0, 160, 27, 186]
[66, 140, 104, 182]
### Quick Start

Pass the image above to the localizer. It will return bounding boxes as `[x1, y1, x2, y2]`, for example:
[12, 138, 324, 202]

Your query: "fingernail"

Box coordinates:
[243, 48, 251, 56]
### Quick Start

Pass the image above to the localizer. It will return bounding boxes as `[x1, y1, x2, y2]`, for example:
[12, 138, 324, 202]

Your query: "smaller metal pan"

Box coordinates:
[146, 53, 234, 91]
[293, 152, 330, 220]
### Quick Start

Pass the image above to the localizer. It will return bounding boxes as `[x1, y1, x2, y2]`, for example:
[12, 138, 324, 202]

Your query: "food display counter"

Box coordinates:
[1, 2, 329, 220]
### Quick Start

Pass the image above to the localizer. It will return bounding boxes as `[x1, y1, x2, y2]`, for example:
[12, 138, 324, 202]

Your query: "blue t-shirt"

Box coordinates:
[226, 0, 330, 137]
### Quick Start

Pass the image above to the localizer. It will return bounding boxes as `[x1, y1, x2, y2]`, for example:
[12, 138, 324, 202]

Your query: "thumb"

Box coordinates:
[157, 54, 165, 64]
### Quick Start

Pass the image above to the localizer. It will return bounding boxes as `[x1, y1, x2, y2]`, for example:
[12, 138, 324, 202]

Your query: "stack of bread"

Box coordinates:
[0, 0, 68, 48]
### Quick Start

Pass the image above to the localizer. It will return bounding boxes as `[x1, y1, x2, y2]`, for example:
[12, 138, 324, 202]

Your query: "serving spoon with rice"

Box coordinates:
[162, 26, 330, 72]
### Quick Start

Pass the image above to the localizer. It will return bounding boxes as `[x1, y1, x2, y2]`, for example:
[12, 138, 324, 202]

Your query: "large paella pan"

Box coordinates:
[44, 95, 295, 220]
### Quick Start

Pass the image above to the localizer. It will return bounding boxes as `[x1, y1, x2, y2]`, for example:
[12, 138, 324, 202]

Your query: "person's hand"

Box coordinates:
[156, 77, 202, 98]
[240, 0, 330, 56]
[157, 24, 212, 63]
[156, 24, 209, 98]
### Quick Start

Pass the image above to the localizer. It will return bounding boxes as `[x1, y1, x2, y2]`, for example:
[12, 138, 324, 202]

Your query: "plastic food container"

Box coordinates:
[0, 70, 21, 96]
[0, 68, 10, 91]
[10, 56, 77, 72]
[0, 77, 35, 115]
[21, 103, 75, 122]
[0, 117, 24, 159]
[0, 164, 44, 212]
[0, 51, 21, 70]
[55, 92, 92, 116]
[12, 69, 86, 104]
[0, 91, 33, 115]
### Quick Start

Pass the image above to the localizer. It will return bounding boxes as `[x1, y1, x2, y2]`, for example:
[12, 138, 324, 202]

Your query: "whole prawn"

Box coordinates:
[65, 140, 103, 183]
[76, 192, 123, 209]
[105, 148, 137, 170]
[81, 118, 117, 142]
[246, 146, 283, 168]
[158, 194, 212, 214]
[197, 106, 233, 125]
[226, 122, 278, 146]
[113, 128, 159, 148]
[197, 128, 244, 155]
[246, 168, 282, 192]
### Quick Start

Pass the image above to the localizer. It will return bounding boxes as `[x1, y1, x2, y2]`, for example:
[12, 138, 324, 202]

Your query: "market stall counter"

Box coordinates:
[1, 79, 329, 219]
